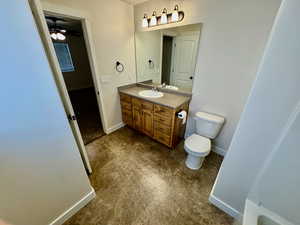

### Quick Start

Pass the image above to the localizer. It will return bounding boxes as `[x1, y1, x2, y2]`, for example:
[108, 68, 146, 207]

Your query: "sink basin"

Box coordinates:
[139, 90, 164, 98]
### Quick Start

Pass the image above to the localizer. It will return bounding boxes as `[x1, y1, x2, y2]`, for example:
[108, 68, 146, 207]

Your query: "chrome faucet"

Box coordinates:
[152, 86, 158, 92]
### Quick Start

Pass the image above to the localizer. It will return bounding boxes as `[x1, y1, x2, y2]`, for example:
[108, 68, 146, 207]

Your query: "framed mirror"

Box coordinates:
[135, 23, 202, 93]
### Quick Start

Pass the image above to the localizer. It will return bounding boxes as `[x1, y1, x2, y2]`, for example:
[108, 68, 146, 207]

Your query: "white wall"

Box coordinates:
[42, 0, 136, 131]
[135, 0, 281, 152]
[247, 1, 300, 224]
[211, 0, 300, 221]
[250, 104, 300, 225]
[0, 1, 94, 224]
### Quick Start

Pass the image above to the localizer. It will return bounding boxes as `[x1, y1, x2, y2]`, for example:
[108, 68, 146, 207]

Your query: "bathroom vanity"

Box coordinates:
[119, 85, 190, 148]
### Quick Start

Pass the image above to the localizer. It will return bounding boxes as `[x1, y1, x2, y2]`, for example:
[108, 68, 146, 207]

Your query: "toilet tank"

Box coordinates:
[195, 112, 225, 139]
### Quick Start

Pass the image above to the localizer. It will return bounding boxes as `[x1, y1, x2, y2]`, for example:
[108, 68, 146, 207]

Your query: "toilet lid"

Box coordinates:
[185, 134, 211, 155]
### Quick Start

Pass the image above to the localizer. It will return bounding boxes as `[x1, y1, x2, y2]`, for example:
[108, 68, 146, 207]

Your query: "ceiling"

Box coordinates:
[45, 14, 82, 32]
[120, 0, 149, 5]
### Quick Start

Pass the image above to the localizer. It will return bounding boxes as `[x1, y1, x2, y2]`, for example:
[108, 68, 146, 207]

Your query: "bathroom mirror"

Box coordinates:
[135, 23, 202, 93]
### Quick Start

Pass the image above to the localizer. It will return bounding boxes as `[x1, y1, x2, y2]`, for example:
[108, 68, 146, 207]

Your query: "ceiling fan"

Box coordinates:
[46, 16, 67, 41]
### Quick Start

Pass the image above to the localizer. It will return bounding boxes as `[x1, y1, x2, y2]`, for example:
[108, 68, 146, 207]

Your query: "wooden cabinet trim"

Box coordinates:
[120, 93, 131, 103]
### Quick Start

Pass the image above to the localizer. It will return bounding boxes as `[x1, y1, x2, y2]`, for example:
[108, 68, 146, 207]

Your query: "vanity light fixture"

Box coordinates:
[150, 11, 157, 26]
[160, 8, 168, 25]
[142, 14, 148, 28]
[141, 5, 184, 28]
[171, 5, 179, 22]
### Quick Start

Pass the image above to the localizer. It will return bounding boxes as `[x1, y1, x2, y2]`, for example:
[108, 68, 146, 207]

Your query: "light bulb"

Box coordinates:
[171, 5, 179, 22]
[50, 32, 57, 40]
[142, 14, 148, 28]
[160, 8, 168, 25]
[150, 11, 157, 26]
[56, 32, 66, 41]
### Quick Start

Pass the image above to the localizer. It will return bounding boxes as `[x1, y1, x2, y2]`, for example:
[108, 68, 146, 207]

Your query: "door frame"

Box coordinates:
[40, 2, 108, 134]
[29, 0, 107, 174]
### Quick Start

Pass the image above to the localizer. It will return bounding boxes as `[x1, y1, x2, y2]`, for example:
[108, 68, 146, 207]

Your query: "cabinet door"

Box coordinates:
[133, 108, 143, 131]
[122, 109, 133, 127]
[142, 109, 154, 137]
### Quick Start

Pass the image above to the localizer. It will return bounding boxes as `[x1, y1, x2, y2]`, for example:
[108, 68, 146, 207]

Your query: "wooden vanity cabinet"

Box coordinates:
[119, 93, 188, 148]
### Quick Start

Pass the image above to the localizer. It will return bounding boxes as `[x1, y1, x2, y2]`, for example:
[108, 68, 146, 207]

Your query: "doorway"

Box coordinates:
[45, 14, 105, 145]
[161, 36, 174, 85]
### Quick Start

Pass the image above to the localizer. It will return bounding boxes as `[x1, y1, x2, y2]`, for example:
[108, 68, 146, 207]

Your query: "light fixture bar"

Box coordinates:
[141, 8, 184, 28]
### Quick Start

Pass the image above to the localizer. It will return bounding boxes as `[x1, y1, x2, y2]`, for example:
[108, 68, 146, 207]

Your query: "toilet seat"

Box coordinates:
[184, 134, 211, 156]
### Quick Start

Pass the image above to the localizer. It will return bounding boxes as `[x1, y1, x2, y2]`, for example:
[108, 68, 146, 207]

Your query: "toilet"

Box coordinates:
[184, 112, 225, 170]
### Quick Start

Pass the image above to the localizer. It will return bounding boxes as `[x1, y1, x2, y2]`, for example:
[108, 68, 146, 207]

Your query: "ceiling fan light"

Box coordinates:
[150, 11, 157, 26]
[160, 8, 168, 25]
[50, 32, 57, 40]
[56, 32, 66, 41]
[171, 5, 179, 22]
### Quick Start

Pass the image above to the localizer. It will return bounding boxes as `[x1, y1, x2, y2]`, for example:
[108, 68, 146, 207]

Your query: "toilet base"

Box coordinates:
[185, 154, 205, 170]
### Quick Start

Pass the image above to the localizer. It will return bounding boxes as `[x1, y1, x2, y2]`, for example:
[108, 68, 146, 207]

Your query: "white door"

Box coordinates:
[29, 0, 92, 173]
[171, 33, 200, 89]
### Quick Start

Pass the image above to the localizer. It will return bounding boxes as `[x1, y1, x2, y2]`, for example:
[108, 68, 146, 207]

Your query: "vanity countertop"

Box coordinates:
[118, 85, 191, 109]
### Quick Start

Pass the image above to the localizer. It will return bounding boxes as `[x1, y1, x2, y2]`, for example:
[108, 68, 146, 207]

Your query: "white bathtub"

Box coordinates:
[243, 199, 294, 225]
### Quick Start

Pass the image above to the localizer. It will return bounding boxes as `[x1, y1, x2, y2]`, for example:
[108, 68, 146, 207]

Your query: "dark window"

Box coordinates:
[53, 43, 75, 72]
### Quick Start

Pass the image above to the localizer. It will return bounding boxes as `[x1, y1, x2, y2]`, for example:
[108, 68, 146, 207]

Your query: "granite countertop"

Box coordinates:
[119, 85, 191, 109]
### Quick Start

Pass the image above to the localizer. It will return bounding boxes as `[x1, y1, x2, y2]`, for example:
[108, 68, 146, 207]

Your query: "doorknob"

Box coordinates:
[189, 76, 193, 80]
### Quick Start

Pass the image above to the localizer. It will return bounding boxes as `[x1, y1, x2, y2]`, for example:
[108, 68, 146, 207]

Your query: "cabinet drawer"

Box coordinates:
[154, 115, 172, 126]
[132, 97, 142, 109]
[121, 101, 132, 111]
[120, 93, 131, 103]
[154, 104, 173, 118]
[142, 101, 153, 111]
[154, 131, 171, 146]
[154, 122, 171, 135]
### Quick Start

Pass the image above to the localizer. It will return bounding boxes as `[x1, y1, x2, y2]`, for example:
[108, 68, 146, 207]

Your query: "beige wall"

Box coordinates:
[135, 0, 281, 152]
[58, 35, 94, 91]
[42, 0, 136, 131]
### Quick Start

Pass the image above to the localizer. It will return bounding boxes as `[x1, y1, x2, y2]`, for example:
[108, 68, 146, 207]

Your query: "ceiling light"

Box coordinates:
[149, 11, 157, 26]
[160, 8, 168, 25]
[56, 32, 66, 41]
[50, 32, 58, 40]
[171, 5, 179, 22]
[142, 14, 148, 28]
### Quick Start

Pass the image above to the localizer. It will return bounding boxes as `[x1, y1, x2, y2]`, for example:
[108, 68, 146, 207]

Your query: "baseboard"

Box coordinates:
[106, 122, 125, 134]
[49, 188, 96, 225]
[212, 145, 227, 156]
[209, 194, 242, 220]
